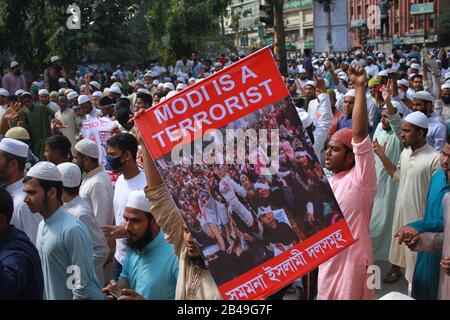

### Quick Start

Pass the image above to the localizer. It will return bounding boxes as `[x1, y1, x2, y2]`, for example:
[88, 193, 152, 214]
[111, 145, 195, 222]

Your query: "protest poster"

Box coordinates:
[81, 117, 119, 168]
[135, 47, 355, 300]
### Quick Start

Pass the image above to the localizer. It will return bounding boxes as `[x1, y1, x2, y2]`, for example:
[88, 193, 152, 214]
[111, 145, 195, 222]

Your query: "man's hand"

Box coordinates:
[394, 226, 419, 245]
[314, 75, 327, 94]
[306, 213, 315, 225]
[3, 102, 23, 120]
[382, 80, 393, 102]
[102, 225, 127, 239]
[372, 138, 387, 159]
[118, 289, 145, 300]
[349, 65, 367, 88]
[102, 280, 122, 300]
[440, 257, 450, 276]
[404, 234, 421, 250]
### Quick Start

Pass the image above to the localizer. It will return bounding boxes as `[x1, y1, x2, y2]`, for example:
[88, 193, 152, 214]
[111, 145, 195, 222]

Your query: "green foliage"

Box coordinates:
[0, 0, 150, 77]
[147, 0, 231, 63]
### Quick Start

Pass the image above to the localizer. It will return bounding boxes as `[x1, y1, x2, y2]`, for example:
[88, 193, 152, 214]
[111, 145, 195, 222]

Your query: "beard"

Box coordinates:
[126, 224, 155, 252]
[187, 254, 207, 269]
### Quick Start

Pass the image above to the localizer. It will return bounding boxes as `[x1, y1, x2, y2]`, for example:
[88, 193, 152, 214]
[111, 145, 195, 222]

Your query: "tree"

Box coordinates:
[273, 0, 287, 76]
[0, 0, 150, 77]
[147, 0, 230, 63]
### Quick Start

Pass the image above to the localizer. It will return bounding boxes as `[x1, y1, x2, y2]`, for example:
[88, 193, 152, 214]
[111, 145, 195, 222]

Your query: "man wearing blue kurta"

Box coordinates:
[397, 136, 450, 299]
[103, 190, 178, 300]
[24, 161, 104, 300]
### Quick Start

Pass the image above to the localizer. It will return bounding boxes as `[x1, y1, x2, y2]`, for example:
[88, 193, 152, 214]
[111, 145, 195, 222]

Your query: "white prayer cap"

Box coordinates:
[150, 71, 159, 78]
[176, 77, 186, 84]
[176, 83, 188, 91]
[78, 95, 90, 105]
[410, 63, 420, 70]
[344, 89, 356, 98]
[408, 73, 418, 80]
[163, 82, 175, 91]
[137, 88, 149, 94]
[404, 111, 429, 129]
[445, 72, 450, 81]
[10, 61, 19, 68]
[0, 88, 9, 97]
[38, 89, 49, 96]
[305, 80, 316, 88]
[58, 88, 66, 95]
[377, 70, 389, 77]
[144, 72, 152, 78]
[386, 60, 393, 65]
[15, 89, 25, 96]
[254, 181, 270, 190]
[89, 81, 101, 91]
[135, 80, 145, 86]
[103, 87, 110, 94]
[298, 111, 312, 128]
[294, 150, 308, 158]
[50, 55, 60, 63]
[399, 58, 406, 64]
[414, 90, 434, 103]
[109, 86, 121, 95]
[377, 53, 384, 58]
[338, 75, 349, 84]
[397, 79, 409, 88]
[27, 161, 62, 182]
[256, 205, 272, 218]
[20, 91, 31, 98]
[75, 139, 99, 159]
[188, 77, 196, 83]
[298, 67, 307, 73]
[57, 163, 81, 188]
[166, 91, 178, 99]
[0, 138, 29, 158]
[126, 190, 150, 213]
[58, 77, 66, 83]
[112, 82, 122, 89]
[441, 83, 450, 90]
[157, 83, 164, 90]
[67, 91, 78, 100]
[92, 91, 102, 98]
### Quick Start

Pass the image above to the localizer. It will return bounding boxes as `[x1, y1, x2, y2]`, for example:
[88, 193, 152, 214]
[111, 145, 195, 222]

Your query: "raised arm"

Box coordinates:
[349, 65, 369, 143]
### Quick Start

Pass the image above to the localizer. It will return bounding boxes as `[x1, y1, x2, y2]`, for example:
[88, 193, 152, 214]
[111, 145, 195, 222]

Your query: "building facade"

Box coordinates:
[224, 0, 314, 54]
[348, 0, 440, 47]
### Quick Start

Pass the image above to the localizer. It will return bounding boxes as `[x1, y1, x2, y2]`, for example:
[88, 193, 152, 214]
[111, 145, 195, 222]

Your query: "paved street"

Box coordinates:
[284, 260, 409, 300]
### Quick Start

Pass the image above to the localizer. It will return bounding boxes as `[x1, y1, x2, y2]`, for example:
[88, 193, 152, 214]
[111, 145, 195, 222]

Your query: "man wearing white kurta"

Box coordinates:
[58, 162, 109, 286]
[74, 139, 114, 226]
[371, 99, 404, 261]
[375, 110, 440, 290]
[0, 138, 42, 244]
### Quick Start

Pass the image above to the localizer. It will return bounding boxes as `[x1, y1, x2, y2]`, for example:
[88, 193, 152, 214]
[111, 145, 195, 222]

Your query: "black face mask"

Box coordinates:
[106, 154, 124, 173]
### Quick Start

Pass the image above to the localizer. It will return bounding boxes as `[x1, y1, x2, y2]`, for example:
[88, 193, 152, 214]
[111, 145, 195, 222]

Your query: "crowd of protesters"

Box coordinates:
[0, 44, 450, 300]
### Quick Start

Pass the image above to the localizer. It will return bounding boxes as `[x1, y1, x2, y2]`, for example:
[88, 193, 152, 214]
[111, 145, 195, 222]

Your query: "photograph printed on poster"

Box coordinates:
[154, 94, 344, 286]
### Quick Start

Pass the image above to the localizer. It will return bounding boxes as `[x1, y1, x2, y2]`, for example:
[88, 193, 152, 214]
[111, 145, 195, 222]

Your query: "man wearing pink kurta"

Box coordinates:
[318, 66, 377, 300]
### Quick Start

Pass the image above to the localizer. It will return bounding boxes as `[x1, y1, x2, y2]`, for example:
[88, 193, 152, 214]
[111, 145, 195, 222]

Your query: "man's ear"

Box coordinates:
[345, 151, 355, 167]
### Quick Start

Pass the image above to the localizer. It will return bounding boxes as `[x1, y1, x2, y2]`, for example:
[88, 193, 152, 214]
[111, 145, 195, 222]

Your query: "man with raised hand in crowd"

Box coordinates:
[318, 65, 377, 300]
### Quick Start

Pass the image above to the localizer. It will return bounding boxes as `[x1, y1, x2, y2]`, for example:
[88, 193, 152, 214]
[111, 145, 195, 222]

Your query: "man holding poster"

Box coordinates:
[135, 47, 356, 300]
[318, 65, 377, 300]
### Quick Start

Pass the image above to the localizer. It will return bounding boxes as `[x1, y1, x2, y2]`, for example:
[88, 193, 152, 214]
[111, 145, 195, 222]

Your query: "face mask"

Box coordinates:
[443, 95, 450, 104]
[106, 154, 124, 172]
